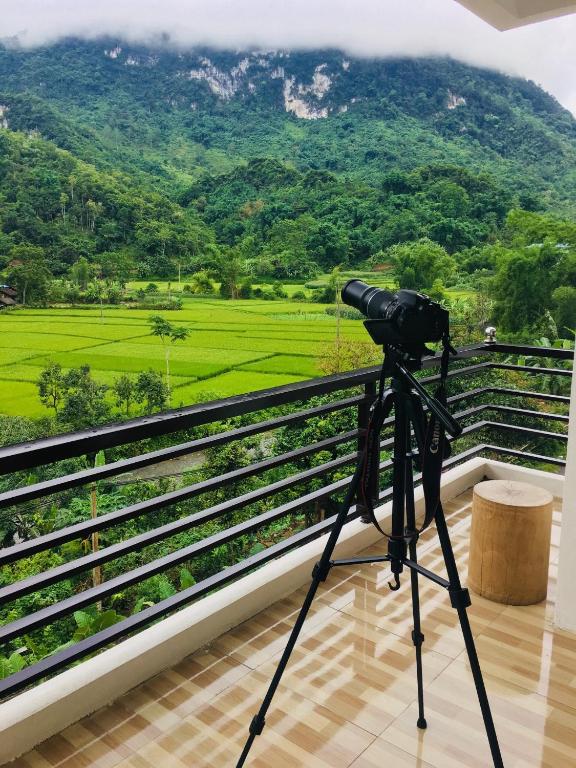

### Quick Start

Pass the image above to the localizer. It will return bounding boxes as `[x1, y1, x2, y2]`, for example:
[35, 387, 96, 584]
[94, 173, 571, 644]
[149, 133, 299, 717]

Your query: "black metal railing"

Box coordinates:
[0, 341, 571, 699]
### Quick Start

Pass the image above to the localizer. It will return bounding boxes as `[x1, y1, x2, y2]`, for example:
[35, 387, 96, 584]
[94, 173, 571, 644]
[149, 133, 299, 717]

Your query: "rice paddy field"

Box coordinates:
[0, 297, 370, 418]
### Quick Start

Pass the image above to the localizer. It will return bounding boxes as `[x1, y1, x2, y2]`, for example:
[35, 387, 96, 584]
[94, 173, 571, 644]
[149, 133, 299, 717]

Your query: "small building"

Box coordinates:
[0, 284, 18, 307]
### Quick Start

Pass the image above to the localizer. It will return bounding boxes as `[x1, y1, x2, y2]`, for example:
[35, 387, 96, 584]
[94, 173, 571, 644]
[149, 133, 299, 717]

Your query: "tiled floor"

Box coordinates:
[10, 491, 575, 767]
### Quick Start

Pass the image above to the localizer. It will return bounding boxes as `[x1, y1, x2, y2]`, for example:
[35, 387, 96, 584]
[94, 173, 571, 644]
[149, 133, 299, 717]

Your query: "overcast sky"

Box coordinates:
[2, 0, 576, 115]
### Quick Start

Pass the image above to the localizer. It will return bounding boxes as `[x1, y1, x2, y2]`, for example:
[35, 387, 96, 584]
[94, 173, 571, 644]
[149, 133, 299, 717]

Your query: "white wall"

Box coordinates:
[555, 350, 576, 631]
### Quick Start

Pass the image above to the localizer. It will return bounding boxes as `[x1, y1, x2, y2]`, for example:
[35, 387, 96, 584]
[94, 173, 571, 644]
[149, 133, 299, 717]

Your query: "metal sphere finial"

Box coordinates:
[484, 326, 497, 343]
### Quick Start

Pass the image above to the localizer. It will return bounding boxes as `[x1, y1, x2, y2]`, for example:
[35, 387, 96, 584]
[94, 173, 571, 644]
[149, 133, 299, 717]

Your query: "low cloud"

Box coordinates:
[2, 0, 576, 114]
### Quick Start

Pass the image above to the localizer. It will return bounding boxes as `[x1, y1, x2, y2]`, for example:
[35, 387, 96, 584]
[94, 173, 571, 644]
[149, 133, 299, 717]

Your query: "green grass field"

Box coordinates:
[126, 271, 399, 298]
[0, 296, 368, 417]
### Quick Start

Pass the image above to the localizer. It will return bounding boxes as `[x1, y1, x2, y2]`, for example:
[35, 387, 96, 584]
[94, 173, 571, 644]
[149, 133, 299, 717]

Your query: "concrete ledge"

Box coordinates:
[0, 456, 496, 763]
[483, 458, 564, 498]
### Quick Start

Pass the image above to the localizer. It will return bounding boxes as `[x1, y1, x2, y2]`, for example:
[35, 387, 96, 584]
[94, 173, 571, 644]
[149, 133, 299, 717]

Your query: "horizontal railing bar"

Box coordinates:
[485, 387, 571, 403]
[482, 444, 567, 467]
[487, 343, 574, 360]
[446, 386, 570, 405]
[481, 421, 568, 441]
[0, 344, 494, 476]
[0, 367, 383, 475]
[455, 404, 569, 423]
[491, 363, 572, 377]
[0, 430, 360, 567]
[419, 361, 492, 386]
[456, 420, 568, 443]
[0, 395, 365, 511]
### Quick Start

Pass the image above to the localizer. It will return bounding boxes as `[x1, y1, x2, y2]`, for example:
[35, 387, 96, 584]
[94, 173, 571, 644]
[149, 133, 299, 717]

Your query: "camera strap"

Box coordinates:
[360, 363, 394, 538]
[360, 335, 456, 538]
[419, 335, 456, 533]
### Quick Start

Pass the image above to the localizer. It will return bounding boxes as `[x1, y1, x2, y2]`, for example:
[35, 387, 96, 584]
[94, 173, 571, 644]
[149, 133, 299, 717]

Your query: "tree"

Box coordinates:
[306, 222, 349, 269]
[189, 271, 214, 294]
[6, 245, 52, 306]
[388, 239, 456, 291]
[98, 250, 135, 287]
[214, 250, 244, 299]
[135, 370, 168, 413]
[552, 286, 576, 338]
[113, 375, 136, 416]
[493, 244, 556, 333]
[238, 278, 253, 299]
[37, 363, 65, 416]
[70, 257, 91, 290]
[58, 366, 111, 430]
[148, 315, 190, 403]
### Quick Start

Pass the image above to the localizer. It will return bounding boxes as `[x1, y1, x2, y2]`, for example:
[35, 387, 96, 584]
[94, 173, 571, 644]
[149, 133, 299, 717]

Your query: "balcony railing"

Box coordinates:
[0, 341, 572, 701]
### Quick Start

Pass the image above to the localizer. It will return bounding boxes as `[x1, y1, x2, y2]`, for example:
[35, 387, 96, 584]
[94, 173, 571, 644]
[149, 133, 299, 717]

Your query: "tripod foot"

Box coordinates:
[417, 717, 428, 730]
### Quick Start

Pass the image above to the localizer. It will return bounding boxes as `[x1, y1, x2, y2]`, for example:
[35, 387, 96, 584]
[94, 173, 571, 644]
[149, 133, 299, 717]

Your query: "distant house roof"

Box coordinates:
[0, 286, 17, 298]
[0, 295, 16, 307]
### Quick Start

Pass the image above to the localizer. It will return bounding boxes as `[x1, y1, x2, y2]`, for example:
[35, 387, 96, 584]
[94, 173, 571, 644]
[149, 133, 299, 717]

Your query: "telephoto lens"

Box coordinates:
[340, 279, 395, 319]
[341, 279, 449, 344]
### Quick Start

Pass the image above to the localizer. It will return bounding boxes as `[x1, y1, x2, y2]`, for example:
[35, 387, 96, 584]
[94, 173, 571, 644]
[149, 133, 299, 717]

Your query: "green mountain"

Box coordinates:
[0, 40, 575, 208]
[0, 126, 216, 276]
[0, 39, 575, 283]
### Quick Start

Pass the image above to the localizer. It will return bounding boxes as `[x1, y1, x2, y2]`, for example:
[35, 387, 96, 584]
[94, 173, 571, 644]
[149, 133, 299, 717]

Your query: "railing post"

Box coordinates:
[357, 380, 378, 522]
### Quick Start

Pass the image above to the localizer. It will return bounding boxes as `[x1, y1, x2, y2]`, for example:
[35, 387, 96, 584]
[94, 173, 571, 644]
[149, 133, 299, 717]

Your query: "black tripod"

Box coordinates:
[236, 346, 504, 768]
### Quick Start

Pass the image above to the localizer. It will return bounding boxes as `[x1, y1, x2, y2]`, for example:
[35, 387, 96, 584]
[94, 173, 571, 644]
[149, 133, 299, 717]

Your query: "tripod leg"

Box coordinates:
[408, 547, 427, 729]
[435, 504, 504, 768]
[236, 457, 366, 767]
[404, 417, 427, 730]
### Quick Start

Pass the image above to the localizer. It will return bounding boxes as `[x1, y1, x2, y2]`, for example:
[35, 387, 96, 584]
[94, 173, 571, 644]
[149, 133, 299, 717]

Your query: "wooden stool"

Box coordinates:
[468, 480, 553, 605]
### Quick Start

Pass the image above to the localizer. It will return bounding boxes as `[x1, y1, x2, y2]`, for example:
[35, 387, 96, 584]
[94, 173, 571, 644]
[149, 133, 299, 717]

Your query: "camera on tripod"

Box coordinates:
[238, 277, 504, 768]
[341, 278, 448, 349]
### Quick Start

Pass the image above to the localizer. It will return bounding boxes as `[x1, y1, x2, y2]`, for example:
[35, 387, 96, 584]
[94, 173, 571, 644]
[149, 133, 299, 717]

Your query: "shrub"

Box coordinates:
[239, 279, 253, 299]
[189, 271, 215, 295]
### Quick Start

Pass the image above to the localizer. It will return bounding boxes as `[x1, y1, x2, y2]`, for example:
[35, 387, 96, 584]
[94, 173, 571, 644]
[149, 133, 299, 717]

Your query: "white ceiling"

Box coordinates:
[455, 0, 576, 29]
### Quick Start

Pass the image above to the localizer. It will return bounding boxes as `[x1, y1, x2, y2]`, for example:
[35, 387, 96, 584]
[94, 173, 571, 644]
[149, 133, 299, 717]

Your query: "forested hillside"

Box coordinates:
[182, 159, 512, 274]
[0, 126, 216, 280]
[0, 41, 575, 208]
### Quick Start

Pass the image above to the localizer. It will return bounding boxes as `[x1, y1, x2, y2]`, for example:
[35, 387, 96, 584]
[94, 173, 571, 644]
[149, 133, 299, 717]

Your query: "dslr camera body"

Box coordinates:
[341, 279, 448, 349]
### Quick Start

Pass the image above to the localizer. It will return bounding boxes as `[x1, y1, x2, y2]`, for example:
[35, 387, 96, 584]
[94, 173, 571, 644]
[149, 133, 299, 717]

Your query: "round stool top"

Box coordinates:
[473, 479, 553, 507]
